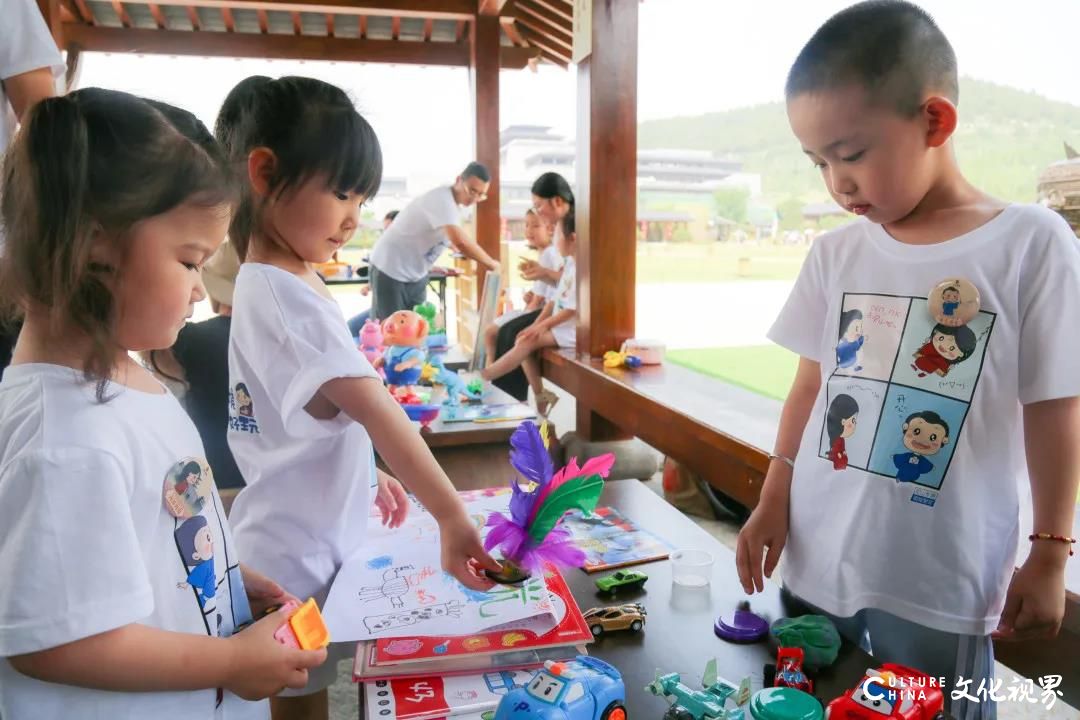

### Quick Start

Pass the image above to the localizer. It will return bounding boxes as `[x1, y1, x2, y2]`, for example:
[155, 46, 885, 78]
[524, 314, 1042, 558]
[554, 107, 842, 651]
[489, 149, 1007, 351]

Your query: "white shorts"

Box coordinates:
[493, 308, 527, 328]
[551, 320, 576, 349]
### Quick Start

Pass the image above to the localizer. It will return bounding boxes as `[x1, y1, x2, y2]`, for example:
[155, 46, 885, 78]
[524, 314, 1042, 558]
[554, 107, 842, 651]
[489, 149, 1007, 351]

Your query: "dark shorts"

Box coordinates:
[370, 265, 428, 321]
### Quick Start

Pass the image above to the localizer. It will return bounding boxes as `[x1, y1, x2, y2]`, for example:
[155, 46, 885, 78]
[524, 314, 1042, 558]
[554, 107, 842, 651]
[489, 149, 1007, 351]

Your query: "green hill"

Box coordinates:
[639, 78, 1078, 207]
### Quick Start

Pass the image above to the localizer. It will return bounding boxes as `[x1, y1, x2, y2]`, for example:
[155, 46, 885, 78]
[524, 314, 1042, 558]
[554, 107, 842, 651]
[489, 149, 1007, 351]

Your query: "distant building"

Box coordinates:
[801, 201, 847, 225]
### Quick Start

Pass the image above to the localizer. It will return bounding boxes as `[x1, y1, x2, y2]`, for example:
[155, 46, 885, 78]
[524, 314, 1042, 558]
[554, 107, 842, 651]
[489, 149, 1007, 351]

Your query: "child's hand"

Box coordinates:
[523, 291, 535, 305]
[518, 326, 541, 344]
[735, 495, 789, 594]
[438, 513, 499, 591]
[240, 563, 300, 618]
[992, 554, 1067, 641]
[225, 607, 327, 700]
[376, 474, 410, 528]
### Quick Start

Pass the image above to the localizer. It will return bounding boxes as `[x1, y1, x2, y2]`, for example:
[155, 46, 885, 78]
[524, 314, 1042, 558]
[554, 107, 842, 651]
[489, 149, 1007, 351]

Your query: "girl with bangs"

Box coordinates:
[215, 76, 499, 719]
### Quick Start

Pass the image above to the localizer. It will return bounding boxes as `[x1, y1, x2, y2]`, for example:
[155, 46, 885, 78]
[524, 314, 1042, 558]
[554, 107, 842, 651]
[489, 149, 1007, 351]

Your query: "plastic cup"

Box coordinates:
[671, 548, 714, 587]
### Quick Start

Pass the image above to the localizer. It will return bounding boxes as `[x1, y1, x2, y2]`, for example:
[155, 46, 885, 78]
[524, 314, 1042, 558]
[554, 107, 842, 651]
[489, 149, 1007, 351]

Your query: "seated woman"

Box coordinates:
[482, 207, 561, 367]
[145, 241, 245, 493]
[480, 211, 576, 417]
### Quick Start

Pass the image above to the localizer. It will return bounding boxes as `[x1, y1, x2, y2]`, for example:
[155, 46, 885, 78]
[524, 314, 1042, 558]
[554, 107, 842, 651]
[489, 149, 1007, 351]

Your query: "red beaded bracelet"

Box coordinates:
[1029, 533, 1077, 556]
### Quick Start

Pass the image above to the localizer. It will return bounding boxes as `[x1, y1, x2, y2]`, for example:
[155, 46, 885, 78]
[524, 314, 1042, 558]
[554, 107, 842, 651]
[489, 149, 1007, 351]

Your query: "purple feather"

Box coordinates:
[509, 421, 554, 487]
[485, 514, 529, 560]
[508, 480, 535, 528]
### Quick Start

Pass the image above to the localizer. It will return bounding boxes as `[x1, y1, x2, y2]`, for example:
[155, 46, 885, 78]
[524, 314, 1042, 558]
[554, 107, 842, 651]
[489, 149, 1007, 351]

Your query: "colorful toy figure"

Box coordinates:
[764, 647, 813, 694]
[826, 664, 945, 720]
[892, 411, 950, 484]
[359, 318, 384, 367]
[645, 659, 752, 720]
[377, 310, 429, 387]
[602, 351, 643, 370]
[493, 657, 627, 720]
[425, 354, 483, 407]
[484, 421, 614, 583]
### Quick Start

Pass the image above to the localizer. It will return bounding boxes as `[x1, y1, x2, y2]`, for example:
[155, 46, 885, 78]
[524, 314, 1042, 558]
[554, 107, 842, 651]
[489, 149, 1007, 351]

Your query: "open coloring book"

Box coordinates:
[323, 488, 558, 642]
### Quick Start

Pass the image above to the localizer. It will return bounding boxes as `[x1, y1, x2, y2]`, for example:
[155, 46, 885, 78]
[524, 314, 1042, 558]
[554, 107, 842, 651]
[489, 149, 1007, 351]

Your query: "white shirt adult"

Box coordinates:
[370, 185, 462, 282]
[1, 0, 64, 155]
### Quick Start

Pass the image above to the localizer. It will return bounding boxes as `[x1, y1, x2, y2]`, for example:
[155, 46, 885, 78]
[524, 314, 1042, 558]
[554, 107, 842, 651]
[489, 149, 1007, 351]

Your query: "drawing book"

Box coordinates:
[362, 670, 532, 720]
[559, 506, 673, 572]
[354, 641, 584, 683]
[369, 566, 591, 667]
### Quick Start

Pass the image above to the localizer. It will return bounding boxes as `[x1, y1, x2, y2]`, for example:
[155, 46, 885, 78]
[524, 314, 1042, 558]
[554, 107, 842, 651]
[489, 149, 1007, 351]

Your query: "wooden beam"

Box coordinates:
[528, 0, 571, 24]
[290, 10, 301, 33]
[62, 24, 539, 68]
[517, 24, 570, 64]
[478, 0, 509, 15]
[73, 0, 95, 23]
[221, 6, 235, 31]
[256, 7, 268, 31]
[391, 16, 400, 39]
[110, 0, 133, 27]
[470, 13, 501, 300]
[117, 0, 475, 20]
[358, 15, 367, 38]
[455, 18, 466, 42]
[36, 0, 65, 43]
[575, 0, 637, 363]
[499, 16, 524, 46]
[60, 0, 88, 23]
[516, 0, 570, 37]
[422, 17, 432, 41]
[148, 2, 166, 27]
[186, 5, 200, 29]
[325, 12, 334, 36]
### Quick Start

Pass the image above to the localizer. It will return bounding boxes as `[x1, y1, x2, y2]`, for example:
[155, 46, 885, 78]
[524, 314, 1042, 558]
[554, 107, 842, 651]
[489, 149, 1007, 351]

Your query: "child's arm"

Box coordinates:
[994, 396, 1080, 641]
[736, 356, 821, 594]
[8, 610, 326, 699]
[318, 377, 500, 589]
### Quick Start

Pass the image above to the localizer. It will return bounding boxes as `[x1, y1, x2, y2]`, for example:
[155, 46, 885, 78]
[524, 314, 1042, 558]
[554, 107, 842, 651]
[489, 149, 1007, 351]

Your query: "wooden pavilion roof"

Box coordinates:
[53, 0, 574, 69]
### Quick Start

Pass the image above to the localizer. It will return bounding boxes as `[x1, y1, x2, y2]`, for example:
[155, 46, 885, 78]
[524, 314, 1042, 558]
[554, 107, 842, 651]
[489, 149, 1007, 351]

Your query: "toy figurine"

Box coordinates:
[602, 350, 642, 370]
[424, 355, 483, 407]
[358, 318, 384, 368]
[494, 657, 626, 720]
[377, 310, 429, 387]
[646, 659, 752, 720]
[484, 421, 614, 584]
[764, 647, 813, 694]
[827, 664, 945, 720]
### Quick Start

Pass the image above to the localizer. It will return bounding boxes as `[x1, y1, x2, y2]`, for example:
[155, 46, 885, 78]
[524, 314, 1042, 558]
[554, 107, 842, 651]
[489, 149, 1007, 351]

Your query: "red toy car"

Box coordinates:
[764, 647, 814, 694]
[825, 664, 946, 720]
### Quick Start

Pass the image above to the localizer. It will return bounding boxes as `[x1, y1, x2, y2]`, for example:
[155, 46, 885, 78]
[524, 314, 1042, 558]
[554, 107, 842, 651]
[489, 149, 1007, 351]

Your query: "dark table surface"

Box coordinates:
[421, 385, 537, 449]
[359, 479, 874, 716]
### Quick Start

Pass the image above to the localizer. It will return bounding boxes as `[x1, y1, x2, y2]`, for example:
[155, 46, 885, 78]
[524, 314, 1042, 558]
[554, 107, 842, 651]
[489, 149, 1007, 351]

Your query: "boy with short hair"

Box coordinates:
[736, 2, 1080, 718]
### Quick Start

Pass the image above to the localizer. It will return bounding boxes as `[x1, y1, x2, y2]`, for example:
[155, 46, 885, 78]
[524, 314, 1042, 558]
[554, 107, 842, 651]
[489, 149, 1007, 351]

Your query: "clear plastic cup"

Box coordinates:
[671, 548, 714, 587]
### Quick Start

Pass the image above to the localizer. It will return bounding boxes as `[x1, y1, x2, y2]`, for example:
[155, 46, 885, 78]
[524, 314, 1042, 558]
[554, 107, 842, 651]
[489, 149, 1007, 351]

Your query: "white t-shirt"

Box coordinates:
[533, 244, 564, 301]
[0, 364, 264, 720]
[1, 0, 64, 155]
[550, 256, 576, 349]
[370, 186, 462, 282]
[768, 204, 1080, 636]
[227, 263, 379, 603]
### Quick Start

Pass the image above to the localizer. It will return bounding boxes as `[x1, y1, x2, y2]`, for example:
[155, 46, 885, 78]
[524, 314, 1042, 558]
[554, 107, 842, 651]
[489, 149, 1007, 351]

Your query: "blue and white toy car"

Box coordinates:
[494, 656, 628, 720]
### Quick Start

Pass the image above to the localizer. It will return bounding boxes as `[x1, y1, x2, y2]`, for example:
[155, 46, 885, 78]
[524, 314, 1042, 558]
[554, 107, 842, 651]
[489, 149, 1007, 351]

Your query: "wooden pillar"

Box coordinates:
[37, 0, 64, 47]
[575, 0, 638, 440]
[470, 13, 501, 302]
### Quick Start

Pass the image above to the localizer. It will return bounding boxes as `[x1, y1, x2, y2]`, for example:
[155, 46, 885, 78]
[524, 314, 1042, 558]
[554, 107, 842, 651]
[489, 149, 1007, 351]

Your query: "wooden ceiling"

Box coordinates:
[53, 0, 574, 69]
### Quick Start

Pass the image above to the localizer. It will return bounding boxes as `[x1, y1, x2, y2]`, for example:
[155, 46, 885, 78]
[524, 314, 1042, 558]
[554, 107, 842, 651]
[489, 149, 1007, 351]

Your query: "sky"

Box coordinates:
[79, 0, 1080, 190]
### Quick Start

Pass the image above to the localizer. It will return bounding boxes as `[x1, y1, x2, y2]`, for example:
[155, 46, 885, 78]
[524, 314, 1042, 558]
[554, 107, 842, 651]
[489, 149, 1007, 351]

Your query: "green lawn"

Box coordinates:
[667, 345, 798, 401]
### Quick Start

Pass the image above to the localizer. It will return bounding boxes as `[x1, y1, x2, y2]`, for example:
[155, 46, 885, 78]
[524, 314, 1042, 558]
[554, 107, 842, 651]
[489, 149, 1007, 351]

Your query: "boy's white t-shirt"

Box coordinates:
[0, 364, 264, 720]
[550, 256, 577, 349]
[533, 244, 564, 301]
[0, 0, 64, 155]
[370, 186, 462, 282]
[768, 204, 1080, 636]
[227, 263, 379, 603]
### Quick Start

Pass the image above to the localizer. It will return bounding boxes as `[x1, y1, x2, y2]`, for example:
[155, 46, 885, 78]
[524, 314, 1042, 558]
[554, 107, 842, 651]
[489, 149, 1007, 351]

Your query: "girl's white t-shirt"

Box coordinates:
[550, 256, 577, 349]
[768, 204, 1080, 635]
[0, 364, 264, 720]
[533, 245, 564, 301]
[227, 263, 379, 602]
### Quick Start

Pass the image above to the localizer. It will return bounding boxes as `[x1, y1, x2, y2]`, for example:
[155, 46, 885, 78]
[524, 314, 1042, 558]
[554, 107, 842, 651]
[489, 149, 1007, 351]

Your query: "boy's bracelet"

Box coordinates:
[1029, 532, 1076, 556]
[768, 453, 795, 469]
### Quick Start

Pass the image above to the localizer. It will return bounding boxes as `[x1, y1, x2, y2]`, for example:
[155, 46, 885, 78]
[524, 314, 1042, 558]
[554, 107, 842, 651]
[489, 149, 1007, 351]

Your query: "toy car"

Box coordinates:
[594, 569, 648, 594]
[825, 664, 946, 720]
[493, 656, 627, 720]
[764, 647, 813, 694]
[583, 603, 647, 636]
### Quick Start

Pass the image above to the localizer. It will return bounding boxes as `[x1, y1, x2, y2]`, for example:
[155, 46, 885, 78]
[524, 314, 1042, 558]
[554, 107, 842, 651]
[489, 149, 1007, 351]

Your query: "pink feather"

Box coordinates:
[526, 452, 615, 525]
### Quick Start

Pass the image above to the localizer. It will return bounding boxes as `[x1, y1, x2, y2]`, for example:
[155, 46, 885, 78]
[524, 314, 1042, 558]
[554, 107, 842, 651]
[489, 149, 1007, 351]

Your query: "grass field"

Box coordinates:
[667, 345, 798, 401]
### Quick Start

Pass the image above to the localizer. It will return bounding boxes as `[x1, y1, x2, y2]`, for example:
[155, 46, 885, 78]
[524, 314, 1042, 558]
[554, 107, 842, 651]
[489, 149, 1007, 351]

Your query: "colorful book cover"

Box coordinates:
[440, 403, 537, 424]
[354, 642, 584, 683]
[363, 670, 531, 720]
[560, 506, 673, 572]
[370, 567, 591, 667]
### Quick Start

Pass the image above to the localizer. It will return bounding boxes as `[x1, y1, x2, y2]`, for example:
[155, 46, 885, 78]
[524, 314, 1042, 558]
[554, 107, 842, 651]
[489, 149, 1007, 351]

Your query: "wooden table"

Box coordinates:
[358, 479, 873, 716]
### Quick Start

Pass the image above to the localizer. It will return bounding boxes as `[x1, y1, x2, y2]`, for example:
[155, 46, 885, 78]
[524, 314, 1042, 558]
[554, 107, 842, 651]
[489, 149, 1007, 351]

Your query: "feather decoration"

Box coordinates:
[527, 453, 615, 525]
[509, 421, 554, 487]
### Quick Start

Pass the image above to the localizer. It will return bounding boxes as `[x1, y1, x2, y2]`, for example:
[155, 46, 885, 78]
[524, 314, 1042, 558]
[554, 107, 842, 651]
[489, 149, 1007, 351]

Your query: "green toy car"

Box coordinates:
[594, 570, 648, 594]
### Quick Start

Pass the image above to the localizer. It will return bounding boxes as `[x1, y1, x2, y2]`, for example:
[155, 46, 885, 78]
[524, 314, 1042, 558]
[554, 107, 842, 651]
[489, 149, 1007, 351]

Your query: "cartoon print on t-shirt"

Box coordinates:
[175, 514, 217, 610]
[228, 381, 260, 434]
[825, 394, 859, 470]
[910, 323, 976, 378]
[892, 411, 950, 484]
[940, 286, 961, 318]
[163, 458, 207, 518]
[835, 309, 865, 372]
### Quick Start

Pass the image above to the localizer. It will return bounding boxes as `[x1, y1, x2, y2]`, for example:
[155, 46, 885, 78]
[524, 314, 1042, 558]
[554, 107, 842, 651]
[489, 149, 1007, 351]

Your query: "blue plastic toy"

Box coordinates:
[427, 355, 483, 406]
[493, 656, 627, 720]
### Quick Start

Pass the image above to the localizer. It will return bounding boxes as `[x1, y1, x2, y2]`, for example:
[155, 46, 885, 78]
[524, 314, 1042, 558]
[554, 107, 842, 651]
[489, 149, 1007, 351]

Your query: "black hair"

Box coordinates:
[181, 460, 203, 480]
[904, 410, 949, 437]
[1, 88, 235, 402]
[838, 309, 863, 339]
[826, 394, 860, 443]
[786, 0, 958, 116]
[531, 172, 575, 206]
[461, 162, 490, 183]
[384, 209, 399, 222]
[943, 286, 959, 294]
[214, 75, 383, 260]
[929, 323, 976, 364]
[560, 209, 575, 238]
[175, 515, 210, 566]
